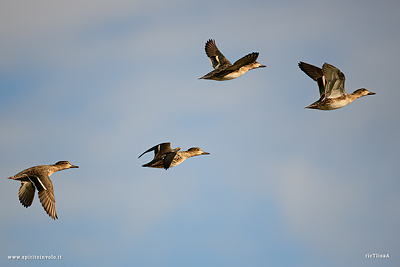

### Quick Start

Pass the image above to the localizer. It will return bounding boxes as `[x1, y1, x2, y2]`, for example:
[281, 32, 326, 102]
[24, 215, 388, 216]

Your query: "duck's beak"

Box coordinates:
[368, 92, 376, 95]
[71, 165, 79, 168]
[202, 151, 210, 155]
[259, 64, 267, 68]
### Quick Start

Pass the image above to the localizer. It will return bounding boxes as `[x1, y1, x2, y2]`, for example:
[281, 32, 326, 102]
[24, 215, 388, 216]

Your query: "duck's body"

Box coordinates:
[306, 90, 373, 110]
[8, 161, 79, 219]
[138, 142, 209, 170]
[199, 39, 266, 81]
[299, 62, 375, 110]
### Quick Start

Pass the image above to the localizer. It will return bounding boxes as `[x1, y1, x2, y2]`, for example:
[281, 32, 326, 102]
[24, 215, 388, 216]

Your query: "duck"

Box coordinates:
[299, 62, 375, 110]
[199, 39, 266, 81]
[8, 161, 79, 219]
[138, 142, 209, 170]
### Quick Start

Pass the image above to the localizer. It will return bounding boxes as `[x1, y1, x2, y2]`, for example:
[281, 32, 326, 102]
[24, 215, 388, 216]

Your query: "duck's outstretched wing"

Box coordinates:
[204, 39, 232, 69]
[38, 189, 57, 220]
[18, 181, 35, 207]
[29, 174, 57, 220]
[138, 142, 172, 159]
[322, 63, 346, 98]
[227, 52, 259, 71]
[298, 62, 326, 97]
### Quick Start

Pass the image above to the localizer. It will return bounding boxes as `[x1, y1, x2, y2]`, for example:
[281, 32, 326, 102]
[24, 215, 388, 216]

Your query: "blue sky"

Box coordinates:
[1, 0, 399, 266]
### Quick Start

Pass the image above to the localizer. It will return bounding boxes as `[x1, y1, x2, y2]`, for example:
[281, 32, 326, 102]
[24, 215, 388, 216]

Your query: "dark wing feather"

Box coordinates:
[298, 62, 323, 81]
[30, 174, 57, 220]
[18, 181, 35, 207]
[163, 151, 178, 170]
[138, 142, 172, 159]
[38, 189, 57, 219]
[227, 52, 259, 71]
[299, 62, 326, 97]
[204, 39, 231, 69]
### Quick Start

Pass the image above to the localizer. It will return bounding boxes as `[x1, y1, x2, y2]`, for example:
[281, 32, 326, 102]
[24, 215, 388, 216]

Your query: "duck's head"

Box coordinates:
[54, 161, 79, 170]
[352, 88, 376, 98]
[252, 61, 266, 69]
[187, 147, 210, 156]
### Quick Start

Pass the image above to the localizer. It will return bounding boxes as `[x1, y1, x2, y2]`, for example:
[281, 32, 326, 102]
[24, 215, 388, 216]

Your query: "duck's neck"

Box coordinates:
[347, 93, 361, 103]
[47, 165, 67, 176]
[178, 151, 194, 159]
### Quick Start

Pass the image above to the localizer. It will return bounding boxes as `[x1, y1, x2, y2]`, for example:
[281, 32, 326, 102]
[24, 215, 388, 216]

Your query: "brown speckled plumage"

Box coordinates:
[299, 62, 375, 110]
[199, 39, 266, 81]
[139, 142, 209, 170]
[8, 161, 79, 220]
